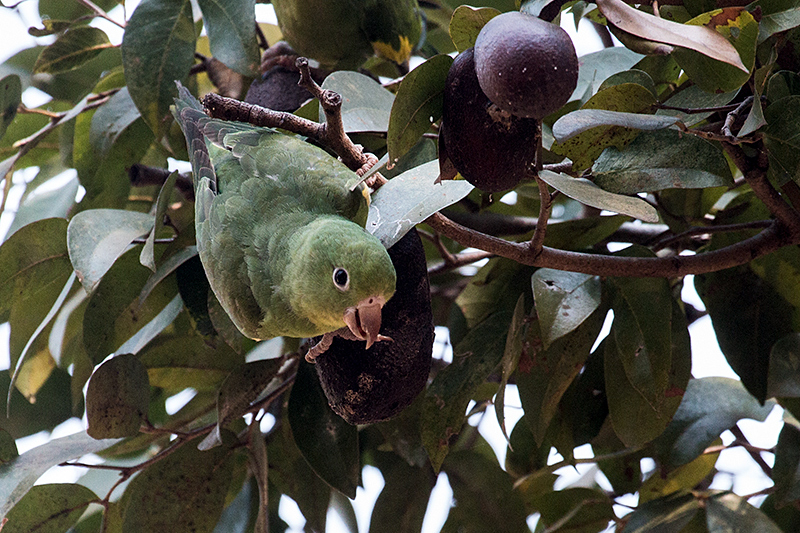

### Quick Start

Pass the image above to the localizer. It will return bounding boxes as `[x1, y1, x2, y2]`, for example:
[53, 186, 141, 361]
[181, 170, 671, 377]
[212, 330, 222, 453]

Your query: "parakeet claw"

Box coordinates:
[343, 295, 388, 349]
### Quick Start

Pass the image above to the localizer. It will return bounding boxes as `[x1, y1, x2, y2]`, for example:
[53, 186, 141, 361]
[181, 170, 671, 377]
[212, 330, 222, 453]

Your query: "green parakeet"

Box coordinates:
[270, 0, 423, 69]
[171, 84, 397, 359]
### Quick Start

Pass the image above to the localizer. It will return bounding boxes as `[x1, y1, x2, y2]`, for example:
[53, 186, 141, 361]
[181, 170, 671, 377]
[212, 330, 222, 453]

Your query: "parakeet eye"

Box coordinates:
[332, 268, 350, 291]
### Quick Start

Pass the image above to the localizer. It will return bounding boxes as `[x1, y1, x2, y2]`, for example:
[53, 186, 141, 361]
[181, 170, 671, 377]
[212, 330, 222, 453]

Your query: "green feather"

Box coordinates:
[172, 84, 396, 340]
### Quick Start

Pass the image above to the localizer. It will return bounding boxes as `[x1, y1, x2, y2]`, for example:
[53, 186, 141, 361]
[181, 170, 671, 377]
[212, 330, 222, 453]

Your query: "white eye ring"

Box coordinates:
[332, 268, 349, 291]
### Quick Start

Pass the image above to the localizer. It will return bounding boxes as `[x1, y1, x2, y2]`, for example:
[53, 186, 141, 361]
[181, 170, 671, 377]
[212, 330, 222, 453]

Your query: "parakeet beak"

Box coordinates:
[343, 296, 390, 349]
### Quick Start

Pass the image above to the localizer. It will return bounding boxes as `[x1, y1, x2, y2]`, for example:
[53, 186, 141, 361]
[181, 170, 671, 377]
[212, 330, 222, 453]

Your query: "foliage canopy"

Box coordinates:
[2, 0, 800, 531]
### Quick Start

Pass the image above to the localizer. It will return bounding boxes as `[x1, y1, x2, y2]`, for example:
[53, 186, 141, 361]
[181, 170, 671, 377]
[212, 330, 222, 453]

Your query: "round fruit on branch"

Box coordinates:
[441, 47, 539, 192]
[474, 11, 578, 120]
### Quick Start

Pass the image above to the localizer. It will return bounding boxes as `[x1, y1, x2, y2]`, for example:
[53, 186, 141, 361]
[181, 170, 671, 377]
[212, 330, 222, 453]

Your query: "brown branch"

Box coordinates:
[723, 142, 800, 235]
[295, 57, 371, 173]
[425, 212, 796, 277]
[202, 57, 373, 175]
[203, 92, 325, 139]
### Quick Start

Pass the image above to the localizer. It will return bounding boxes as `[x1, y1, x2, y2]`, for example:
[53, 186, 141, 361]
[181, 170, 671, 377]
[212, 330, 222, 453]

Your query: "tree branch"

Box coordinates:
[723, 142, 800, 236]
[425, 212, 796, 277]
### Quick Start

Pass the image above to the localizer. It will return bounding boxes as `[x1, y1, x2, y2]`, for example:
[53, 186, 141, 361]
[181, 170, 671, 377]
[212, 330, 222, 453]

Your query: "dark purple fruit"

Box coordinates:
[441, 47, 538, 192]
[474, 12, 578, 120]
[314, 229, 433, 424]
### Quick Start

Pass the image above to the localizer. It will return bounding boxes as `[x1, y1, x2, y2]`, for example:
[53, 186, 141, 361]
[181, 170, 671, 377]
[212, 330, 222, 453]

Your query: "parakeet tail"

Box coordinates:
[171, 83, 218, 194]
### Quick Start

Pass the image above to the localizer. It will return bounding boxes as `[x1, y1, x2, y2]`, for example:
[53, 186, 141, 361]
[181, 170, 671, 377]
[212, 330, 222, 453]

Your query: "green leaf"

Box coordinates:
[598, 69, 657, 97]
[769, 334, 800, 398]
[422, 310, 512, 471]
[495, 294, 526, 443]
[288, 361, 359, 498]
[86, 354, 150, 439]
[0, 428, 18, 464]
[138, 332, 244, 393]
[321, 71, 395, 133]
[552, 83, 657, 171]
[597, 0, 748, 71]
[2, 483, 98, 533]
[33, 26, 113, 74]
[639, 443, 719, 503]
[456, 259, 534, 328]
[198, 359, 283, 451]
[530, 487, 616, 533]
[772, 420, 800, 505]
[441, 450, 529, 533]
[654, 377, 775, 467]
[268, 409, 331, 533]
[140, 171, 178, 271]
[706, 492, 783, 533]
[750, 0, 800, 43]
[763, 95, 800, 186]
[672, 9, 758, 93]
[1, 369, 74, 441]
[121, 0, 196, 137]
[387, 54, 452, 163]
[0, 431, 119, 518]
[368, 459, 433, 533]
[592, 129, 733, 194]
[544, 215, 629, 251]
[38, 0, 120, 22]
[0, 74, 21, 141]
[367, 160, 474, 248]
[73, 87, 154, 208]
[605, 277, 684, 448]
[695, 263, 794, 402]
[68, 209, 154, 293]
[518, 304, 605, 445]
[0, 219, 72, 400]
[767, 71, 800, 103]
[656, 85, 738, 127]
[448, 6, 501, 52]
[538, 170, 660, 222]
[623, 492, 699, 533]
[532, 269, 601, 350]
[571, 47, 644, 104]
[82, 247, 179, 364]
[121, 436, 236, 533]
[6, 174, 79, 240]
[553, 110, 679, 142]
[196, 0, 259, 76]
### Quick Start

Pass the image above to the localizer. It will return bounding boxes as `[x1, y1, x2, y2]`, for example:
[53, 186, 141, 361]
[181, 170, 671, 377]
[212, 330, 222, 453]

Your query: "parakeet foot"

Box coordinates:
[305, 327, 393, 363]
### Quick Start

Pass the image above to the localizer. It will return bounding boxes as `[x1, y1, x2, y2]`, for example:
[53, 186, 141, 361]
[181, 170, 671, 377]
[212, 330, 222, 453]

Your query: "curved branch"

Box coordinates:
[426, 212, 796, 277]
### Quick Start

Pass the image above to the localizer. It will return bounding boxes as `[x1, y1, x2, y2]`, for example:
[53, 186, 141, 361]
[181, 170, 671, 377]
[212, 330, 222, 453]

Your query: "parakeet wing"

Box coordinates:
[171, 84, 395, 342]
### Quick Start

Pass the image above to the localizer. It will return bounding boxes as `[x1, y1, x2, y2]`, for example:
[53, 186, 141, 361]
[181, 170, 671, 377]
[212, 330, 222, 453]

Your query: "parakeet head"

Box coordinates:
[287, 217, 396, 347]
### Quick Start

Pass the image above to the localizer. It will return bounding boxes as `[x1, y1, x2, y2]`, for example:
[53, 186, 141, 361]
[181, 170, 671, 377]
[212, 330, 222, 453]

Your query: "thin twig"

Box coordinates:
[428, 250, 494, 276]
[77, 0, 125, 29]
[528, 175, 551, 259]
[722, 96, 755, 138]
[657, 102, 742, 114]
[730, 425, 773, 478]
[651, 220, 773, 251]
